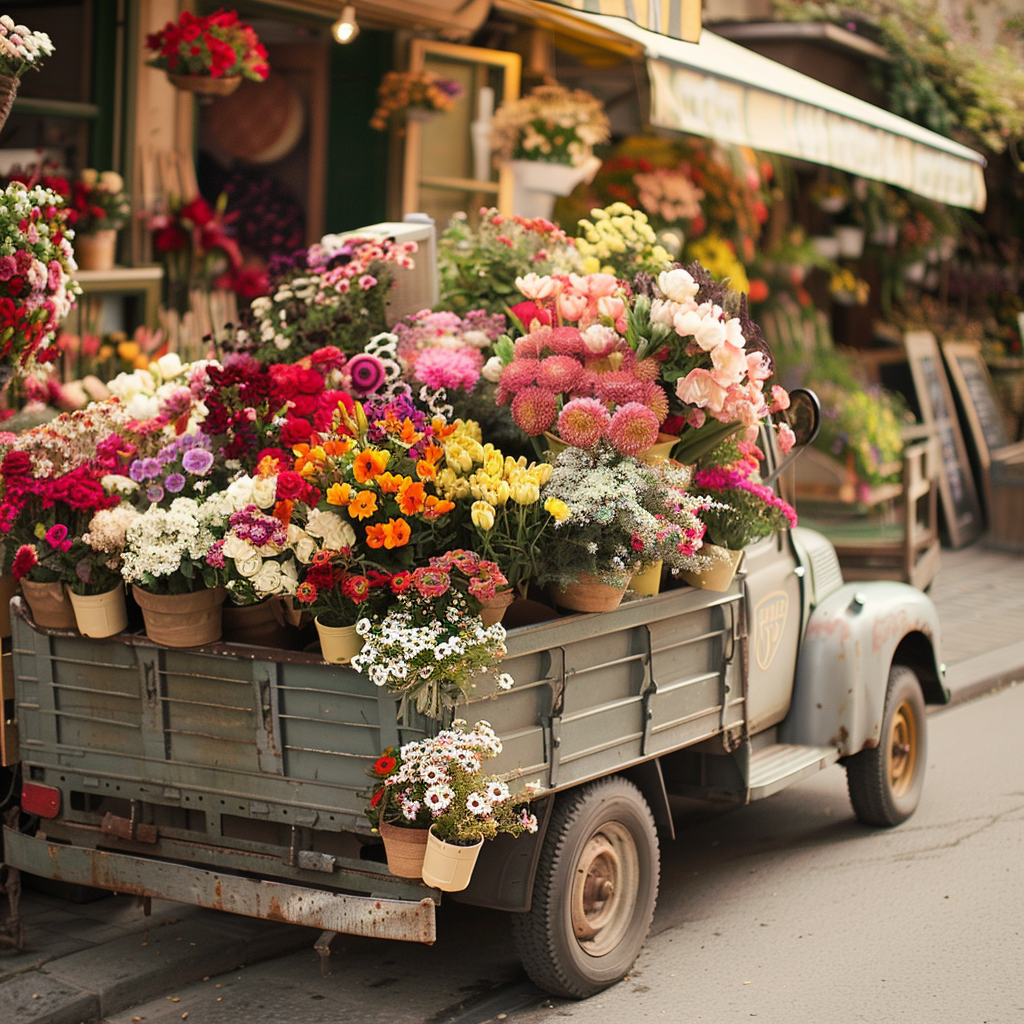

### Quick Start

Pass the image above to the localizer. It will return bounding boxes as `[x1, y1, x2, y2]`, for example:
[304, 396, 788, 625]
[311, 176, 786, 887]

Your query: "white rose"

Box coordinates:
[482, 356, 504, 383]
[658, 268, 699, 303]
[223, 535, 254, 560]
[279, 558, 299, 594]
[102, 474, 138, 495]
[155, 352, 184, 379]
[305, 509, 356, 550]
[462, 330, 490, 349]
[126, 393, 158, 420]
[288, 526, 317, 564]
[695, 314, 727, 352]
[80, 168, 99, 187]
[99, 170, 124, 194]
[252, 560, 283, 596]
[236, 549, 264, 579]
[224, 476, 256, 511]
[251, 475, 278, 510]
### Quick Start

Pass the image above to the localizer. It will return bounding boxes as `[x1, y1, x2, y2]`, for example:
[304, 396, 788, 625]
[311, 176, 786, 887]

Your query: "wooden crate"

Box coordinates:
[987, 445, 1024, 552]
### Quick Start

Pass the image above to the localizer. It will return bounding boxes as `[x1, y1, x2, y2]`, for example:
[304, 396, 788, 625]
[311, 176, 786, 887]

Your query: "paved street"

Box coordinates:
[1, 539, 1023, 1024]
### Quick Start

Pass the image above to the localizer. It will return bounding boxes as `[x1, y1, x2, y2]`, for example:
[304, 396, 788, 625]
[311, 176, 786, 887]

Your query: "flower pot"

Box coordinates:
[68, 582, 128, 639]
[477, 587, 515, 627]
[222, 598, 292, 649]
[550, 574, 628, 613]
[315, 617, 363, 664]
[132, 585, 226, 647]
[835, 225, 865, 260]
[640, 432, 681, 463]
[73, 229, 117, 271]
[166, 73, 242, 97]
[421, 825, 483, 893]
[0, 74, 18, 134]
[0, 573, 18, 639]
[379, 822, 429, 879]
[509, 155, 601, 221]
[810, 235, 841, 260]
[20, 580, 76, 630]
[677, 544, 745, 592]
[629, 560, 663, 597]
[543, 430, 569, 457]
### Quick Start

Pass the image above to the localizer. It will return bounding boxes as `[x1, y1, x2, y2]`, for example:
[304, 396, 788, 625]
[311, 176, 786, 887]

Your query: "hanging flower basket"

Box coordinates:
[166, 73, 242, 97]
[0, 74, 18, 134]
[379, 822, 429, 879]
[420, 826, 483, 892]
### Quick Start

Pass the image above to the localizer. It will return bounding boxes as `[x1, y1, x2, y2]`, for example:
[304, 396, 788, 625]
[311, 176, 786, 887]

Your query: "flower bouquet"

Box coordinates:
[351, 563, 513, 719]
[537, 443, 710, 610]
[0, 182, 81, 383]
[369, 70, 463, 134]
[366, 720, 538, 889]
[238, 233, 417, 361]
[145, 9, 269, 94]
[0, 16, 54, 129]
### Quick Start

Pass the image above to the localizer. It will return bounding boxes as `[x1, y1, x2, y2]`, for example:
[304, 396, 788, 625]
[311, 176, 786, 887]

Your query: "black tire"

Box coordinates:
[511, 776, 659, 999]
[845, 665, 927, 827]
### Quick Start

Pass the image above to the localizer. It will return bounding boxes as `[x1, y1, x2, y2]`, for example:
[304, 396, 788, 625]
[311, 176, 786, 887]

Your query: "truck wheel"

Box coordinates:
[511, 777, 659, 999]
[845, 665, 927, 827]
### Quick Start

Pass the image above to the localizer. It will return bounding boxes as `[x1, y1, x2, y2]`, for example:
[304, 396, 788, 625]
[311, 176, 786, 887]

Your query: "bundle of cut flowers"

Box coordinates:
[490, 84, 610, 168]
[626, 262, 793, 464]
[0, 16, 54, 79]
[236, 233, 417, 362]
[208, 502, 299, 607]
[366, 720, 538, 844]
[437, 207, 579, 317]
[575, 203, 674, 280]
[536, 442, 711, 589]
[394, 309, 506, 395]
[351, 561, 513, 719]
[369, 70, 463, 133]
[145, 9, 269, 82]
[693, 437, 797, 552]
[491, 271, 671, 458]
[70, 170, 131, 235]
[0, 182, 81, 380]
[294, 543, 390, 627]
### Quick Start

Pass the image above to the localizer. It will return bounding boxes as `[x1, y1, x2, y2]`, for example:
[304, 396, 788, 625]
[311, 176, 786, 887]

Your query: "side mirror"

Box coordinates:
[762, 388, 820, 487]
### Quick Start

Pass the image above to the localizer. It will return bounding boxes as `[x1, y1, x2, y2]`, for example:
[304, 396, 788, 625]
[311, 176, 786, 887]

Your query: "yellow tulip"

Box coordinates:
[471, 500, 495, 531]
[544, 497, 570, 522]
[511, 481, 540, 505]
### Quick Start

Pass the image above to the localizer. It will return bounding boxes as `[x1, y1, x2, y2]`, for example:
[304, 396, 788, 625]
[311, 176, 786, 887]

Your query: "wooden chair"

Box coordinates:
[798, 425, 942, 591]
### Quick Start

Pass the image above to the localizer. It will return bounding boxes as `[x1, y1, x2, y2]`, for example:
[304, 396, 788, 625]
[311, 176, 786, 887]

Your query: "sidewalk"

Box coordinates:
[2, 538, 1023, 1024]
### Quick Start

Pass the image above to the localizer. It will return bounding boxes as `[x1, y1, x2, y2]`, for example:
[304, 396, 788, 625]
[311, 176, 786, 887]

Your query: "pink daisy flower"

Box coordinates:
[608, 402, 661, 456]
[557, 397, 611, 448]
[511, 386, 558, 436]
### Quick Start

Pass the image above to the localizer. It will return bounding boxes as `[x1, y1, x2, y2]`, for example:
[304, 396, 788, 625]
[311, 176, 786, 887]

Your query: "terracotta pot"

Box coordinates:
[20, 580, 76, 630]
[379, 822, 429, 879]
[477, 588, 515, 627]
[166, 73, 242, 97]
[132, 585, 226, 647]
[0, 573, 18, 639]
[68, 582, 128, 638]
[677, 544, 745, 593]
[550, 575, 628, 613]
[315, 617, 363, 664]
[74, 229, 117, 271]
[420, 825, 483, 893]
[629, 560, 663, 597]
[222, 598, 291, 649]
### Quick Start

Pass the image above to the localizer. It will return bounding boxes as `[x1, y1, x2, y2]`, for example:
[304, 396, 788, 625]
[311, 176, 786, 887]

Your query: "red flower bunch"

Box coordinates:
[146, 9, 269, 82]
[269, 355, 355, 448]
[295, 546, 390, 628]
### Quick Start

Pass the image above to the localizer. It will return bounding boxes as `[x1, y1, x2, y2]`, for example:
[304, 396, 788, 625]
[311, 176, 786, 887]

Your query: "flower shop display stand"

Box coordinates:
[2, 542, 949, 998]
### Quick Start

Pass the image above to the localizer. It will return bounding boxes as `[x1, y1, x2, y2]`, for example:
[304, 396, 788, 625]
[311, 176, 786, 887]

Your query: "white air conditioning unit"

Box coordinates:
[341, 215, 438, 328]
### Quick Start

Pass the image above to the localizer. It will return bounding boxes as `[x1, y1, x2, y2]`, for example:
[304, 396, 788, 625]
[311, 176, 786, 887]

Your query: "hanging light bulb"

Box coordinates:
[331, 5, 359, 44]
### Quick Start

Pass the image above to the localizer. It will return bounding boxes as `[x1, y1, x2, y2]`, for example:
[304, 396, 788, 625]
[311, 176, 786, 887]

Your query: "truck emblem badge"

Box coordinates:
[754, 591, 789, 670]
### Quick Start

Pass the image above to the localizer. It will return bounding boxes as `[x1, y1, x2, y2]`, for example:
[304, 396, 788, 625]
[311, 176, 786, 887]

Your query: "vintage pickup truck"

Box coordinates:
[0, 400, 946, 999]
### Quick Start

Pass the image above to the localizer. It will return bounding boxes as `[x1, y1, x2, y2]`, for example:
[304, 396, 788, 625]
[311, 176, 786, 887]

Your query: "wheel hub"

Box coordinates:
[570, 823, 640, 957]
[888, 700, 918, 797]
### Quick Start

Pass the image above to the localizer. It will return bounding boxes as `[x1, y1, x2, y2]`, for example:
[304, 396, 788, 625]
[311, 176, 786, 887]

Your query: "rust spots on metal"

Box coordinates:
[872, 610, 932, 654]
[830, 725, 849, 748]
[266, 896, 287, 922]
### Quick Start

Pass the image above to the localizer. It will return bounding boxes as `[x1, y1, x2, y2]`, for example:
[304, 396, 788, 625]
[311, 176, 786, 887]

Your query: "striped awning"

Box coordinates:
[567, 10, 987, 210]
[536, 0, 702, 43]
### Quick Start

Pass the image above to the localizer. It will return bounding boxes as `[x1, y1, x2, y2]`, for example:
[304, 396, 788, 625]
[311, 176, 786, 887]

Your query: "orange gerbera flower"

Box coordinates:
[397, 480, 426, 515]
[423, 495, 455, 519]
[348, 490, 378, 520]
[352, 448, 390, 483]
[415, 459, 436, 481]
[326, 482, 352, 507]
[382, 517, 411, 548]
[323, 438, 354, 458]
[375, 471, 405, 495]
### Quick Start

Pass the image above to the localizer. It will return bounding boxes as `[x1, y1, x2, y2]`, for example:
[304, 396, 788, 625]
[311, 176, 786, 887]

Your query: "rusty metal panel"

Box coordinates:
[2, 826, 436, 944]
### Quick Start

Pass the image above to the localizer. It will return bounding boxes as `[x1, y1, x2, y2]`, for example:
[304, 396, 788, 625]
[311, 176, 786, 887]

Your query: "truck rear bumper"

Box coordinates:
[2, 826, 436, 944]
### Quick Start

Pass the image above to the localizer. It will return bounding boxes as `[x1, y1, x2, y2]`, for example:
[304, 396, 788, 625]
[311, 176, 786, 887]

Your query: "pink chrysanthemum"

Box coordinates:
[635, 381, 670, 423]
[557, 397, 612, 448]
[413, 347, 483, 392]
[499, 359, 540, 394]
[633, 356, 662, 382]
[594, 371, 647, 406]
[608, 402, 661, 456]
[537, 355, 584, 394]
[513, 334, 545, 359]
[546, 326, 585, 356]
[511, 386, 558, 436]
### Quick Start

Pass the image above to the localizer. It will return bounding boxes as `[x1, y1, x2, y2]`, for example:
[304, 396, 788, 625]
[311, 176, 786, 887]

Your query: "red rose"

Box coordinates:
[276, 470, 316, 506]
[288, 394, 317, 418]
[279, 418, 314, 448]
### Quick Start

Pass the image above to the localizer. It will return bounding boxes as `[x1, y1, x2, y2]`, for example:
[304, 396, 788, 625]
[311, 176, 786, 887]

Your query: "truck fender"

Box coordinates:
[779, 581, 946, 756]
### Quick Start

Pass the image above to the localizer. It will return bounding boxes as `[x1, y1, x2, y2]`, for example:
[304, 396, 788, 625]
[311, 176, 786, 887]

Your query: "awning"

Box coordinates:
[535, 0, 701, 43]
[566, 10, 988, 211]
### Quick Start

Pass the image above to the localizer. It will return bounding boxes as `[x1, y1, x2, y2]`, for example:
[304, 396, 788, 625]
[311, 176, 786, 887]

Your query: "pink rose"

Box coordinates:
[778, 422, 796, 453]
[557, 291, 588, 322]
[710, 341, 748, 387]
[676, 368, 727, 415]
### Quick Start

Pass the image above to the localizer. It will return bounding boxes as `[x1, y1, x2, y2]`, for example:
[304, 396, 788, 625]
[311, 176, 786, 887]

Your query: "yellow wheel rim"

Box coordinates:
[888, 700, 918, 798]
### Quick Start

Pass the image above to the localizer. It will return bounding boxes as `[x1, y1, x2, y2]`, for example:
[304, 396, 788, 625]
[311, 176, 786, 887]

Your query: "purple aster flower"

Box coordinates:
[165, 473, 186, 493]
[140, 457, 161, 480]
[128, 459, 147, 483]
[182, 448, 214, 476]
[146, 484, 165, 503]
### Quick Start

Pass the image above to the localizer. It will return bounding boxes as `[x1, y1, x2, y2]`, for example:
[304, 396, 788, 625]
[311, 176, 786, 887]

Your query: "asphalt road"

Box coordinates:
[97, 682, 1024, 1024]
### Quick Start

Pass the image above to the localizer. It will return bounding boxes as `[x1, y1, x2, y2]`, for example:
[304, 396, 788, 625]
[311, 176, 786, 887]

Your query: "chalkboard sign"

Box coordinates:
[904, 331, 983, 548]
